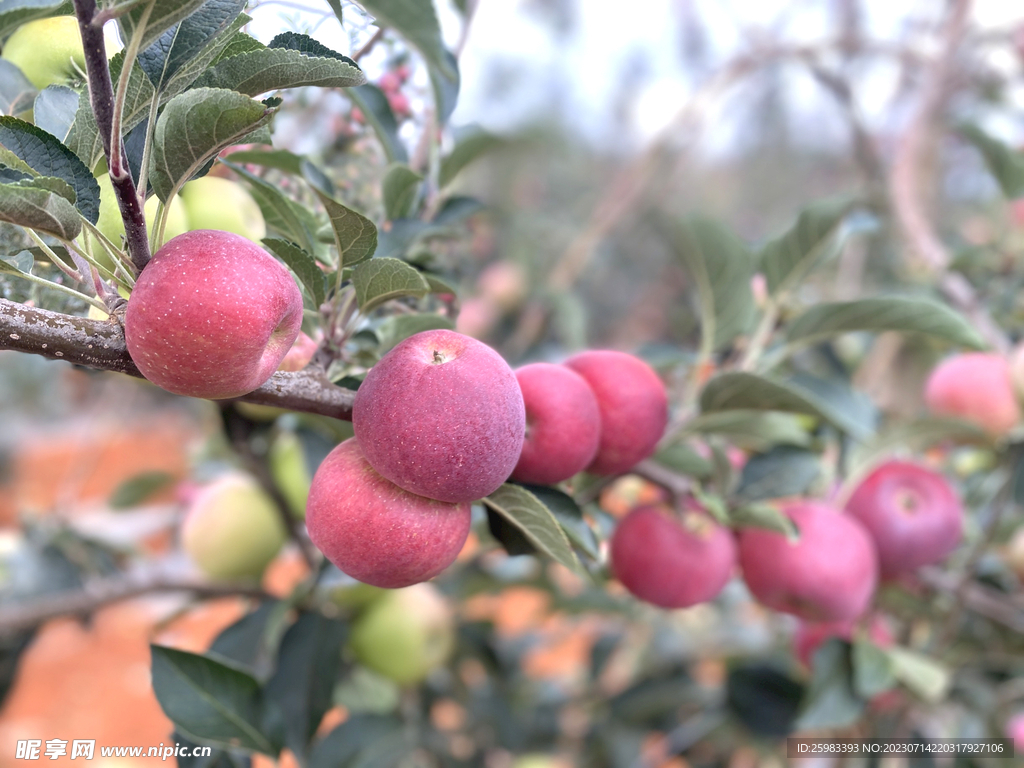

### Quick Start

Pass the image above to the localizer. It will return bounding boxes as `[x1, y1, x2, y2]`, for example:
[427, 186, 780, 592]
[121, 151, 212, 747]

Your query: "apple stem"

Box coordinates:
[72, 0, 152, 276]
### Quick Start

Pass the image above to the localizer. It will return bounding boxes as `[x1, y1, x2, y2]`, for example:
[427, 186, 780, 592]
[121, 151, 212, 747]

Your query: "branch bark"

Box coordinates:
[72, 0, 151, 275]
[0, 299, 356, 420]
[0, 574, 272, 634]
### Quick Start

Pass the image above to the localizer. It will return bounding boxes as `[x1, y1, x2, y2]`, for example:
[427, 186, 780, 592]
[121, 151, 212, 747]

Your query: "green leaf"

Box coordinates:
[119, 0, 209, 54]
[208, 600, 289, 680]
[652, 442, 714, 479]
[150, 88, 274, 202]
[149, 645, 274, 753]
[195, 45, 366, 95]
[375, 313, 454, 354]
[353, 0, 454, 81]
[483, 484, 581, 573]
[0, 249, 34, 276]
[0, 60, 36, 116]
[264, 612, 347, 758]
[352, 257, 429, 313]
[785, 296, 985, 350]
[309, 715, 406, 768]
[0, 179, 81, 239]
[885, 647, 950, 703]
[211, 31, 267, 64]
[521, 484, 600, 561]
[222, 160, 320, 256]
[313, 190, 377, 269]
[959, 124, 1024, 198]
[66, 52, 156, 170]
[852, 636, 895, 699]
[699, 372, 872, 439]
[439, 125, 502, 188]
[109, 471, 176, 509]
[32, 85, 78, 142]
[736, 447, 819, 502]
[262, 238, 326, 309]
[221, 147, 306, 175]
[348, 84, 407, 163]
[730, 502, 798, 538]
[795, 639, 864, 731]
[664, 215, 754, 352]
[760, 199, 852, 297]
[0, 116, 99, 223]
[381, 163, 421, 221]
[0, 0, 71, 41]
[683, 410, 811, 451]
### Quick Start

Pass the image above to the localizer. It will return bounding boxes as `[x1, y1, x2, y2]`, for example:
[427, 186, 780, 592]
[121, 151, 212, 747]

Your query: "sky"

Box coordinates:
[246, 0, 1024, 157]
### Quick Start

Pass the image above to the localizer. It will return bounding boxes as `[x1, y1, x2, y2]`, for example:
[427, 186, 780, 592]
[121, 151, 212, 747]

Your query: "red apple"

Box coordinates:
[924, 353, 1020, 436]
[610, 504, 736, 609]
[353, 329, 526, 503]
[844, 460, 963, 578]
[387, 92, 411, 118]
[306, 438, 471, 588]
[794, 614, 894, 667]
[564, 350, 668, 475]
[124, 230, 303, 399]
[511, 363, 600, 485]
[738, 502, 878, 622]
[378, 71, 402, 93]
[278, 331, 318, 372]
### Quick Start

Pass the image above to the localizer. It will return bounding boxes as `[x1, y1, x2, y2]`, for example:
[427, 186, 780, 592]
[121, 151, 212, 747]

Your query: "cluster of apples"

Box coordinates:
[305, 330, 669, 588]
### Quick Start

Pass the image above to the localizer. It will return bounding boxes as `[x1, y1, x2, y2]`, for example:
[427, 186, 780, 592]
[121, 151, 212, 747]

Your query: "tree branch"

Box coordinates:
[0, 574, 272, 634]
[72, 0, 151, 275]
[0, 299, 355, 420]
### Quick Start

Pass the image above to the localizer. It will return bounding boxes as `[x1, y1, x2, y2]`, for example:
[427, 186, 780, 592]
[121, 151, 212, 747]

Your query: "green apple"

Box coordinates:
[269, 430, 310, 519]
[181, 474, 287, 581]
[2, 16, 85, 90]
[180, 176, 266, 242]
[349, 583, 455, 685]
[88, 174, 188, 270]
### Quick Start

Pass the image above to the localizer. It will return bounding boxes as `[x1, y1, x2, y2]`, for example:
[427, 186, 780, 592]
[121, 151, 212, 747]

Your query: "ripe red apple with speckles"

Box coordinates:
[738, 502, 878, 622]
[511, 362, 600, 485]
[353, 329, 525, 503]
[306, 439, 472, 588]
[610, 503, 736, 609]
[564, 350, 667, 475]
[844, 460, 963, 578]
[125, 230, 302, 399]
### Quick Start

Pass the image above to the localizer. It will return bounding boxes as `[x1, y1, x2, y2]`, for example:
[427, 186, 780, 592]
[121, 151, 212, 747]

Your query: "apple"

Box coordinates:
[277, 331, 318, 372]
[181, 474, 286, 580]
[348, 583, 454, 685]
[1, 16, 85, 90]
[610, 504, 736, 609]
[511, 362, 600, 485]
[124, 230, 303, 399]
[844, 460, 963, 578]
[1006, 712, 1024, 755]
[269, 430, 310, 519]
[564, 350, 668, 476]
[478, 260, 527, 311]
[794, 614, 894, 668]
[179, 177, 266, 243]
[377, 71, 402, 93]
[352, 329, 525, 503]
[454, 297, 499, 339]
[89, 175, 188, 267]
[305, 438, 472, 588]
[924, 353, 1020, 436]
[737, 501, 878, 622]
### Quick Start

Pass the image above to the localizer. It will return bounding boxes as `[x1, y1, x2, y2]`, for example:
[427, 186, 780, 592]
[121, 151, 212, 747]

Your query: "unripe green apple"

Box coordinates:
[349, 583, 455, 685]
[269, 430, 310, 519]
[181, 474, 287, 580]
[1, 17, 85, 90]
[180, 176, 266, 243]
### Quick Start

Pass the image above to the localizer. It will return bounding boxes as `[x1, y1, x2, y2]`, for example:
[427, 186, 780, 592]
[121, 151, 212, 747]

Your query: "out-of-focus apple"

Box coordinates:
[88, 175, 188, 267]
[180, 176, 266, 243]
[925, 353, 1019, 437]
[794, 614, 894, 668]
[124, 230, 303, 399]
[1, 16, 85, 90]
[181, 474, 287, 580]
[269, 430, 310, 519]
[277, 331, 318, 372]
[348, 583, 455, 684]
[478, 260, 527, 311]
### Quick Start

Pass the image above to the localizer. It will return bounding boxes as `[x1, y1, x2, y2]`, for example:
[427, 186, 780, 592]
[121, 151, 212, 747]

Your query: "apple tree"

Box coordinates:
[0, 0, 1023, 765]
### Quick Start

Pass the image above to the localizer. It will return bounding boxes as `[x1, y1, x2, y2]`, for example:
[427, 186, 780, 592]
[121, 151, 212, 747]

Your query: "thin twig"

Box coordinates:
[353, 27, 384, 62]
